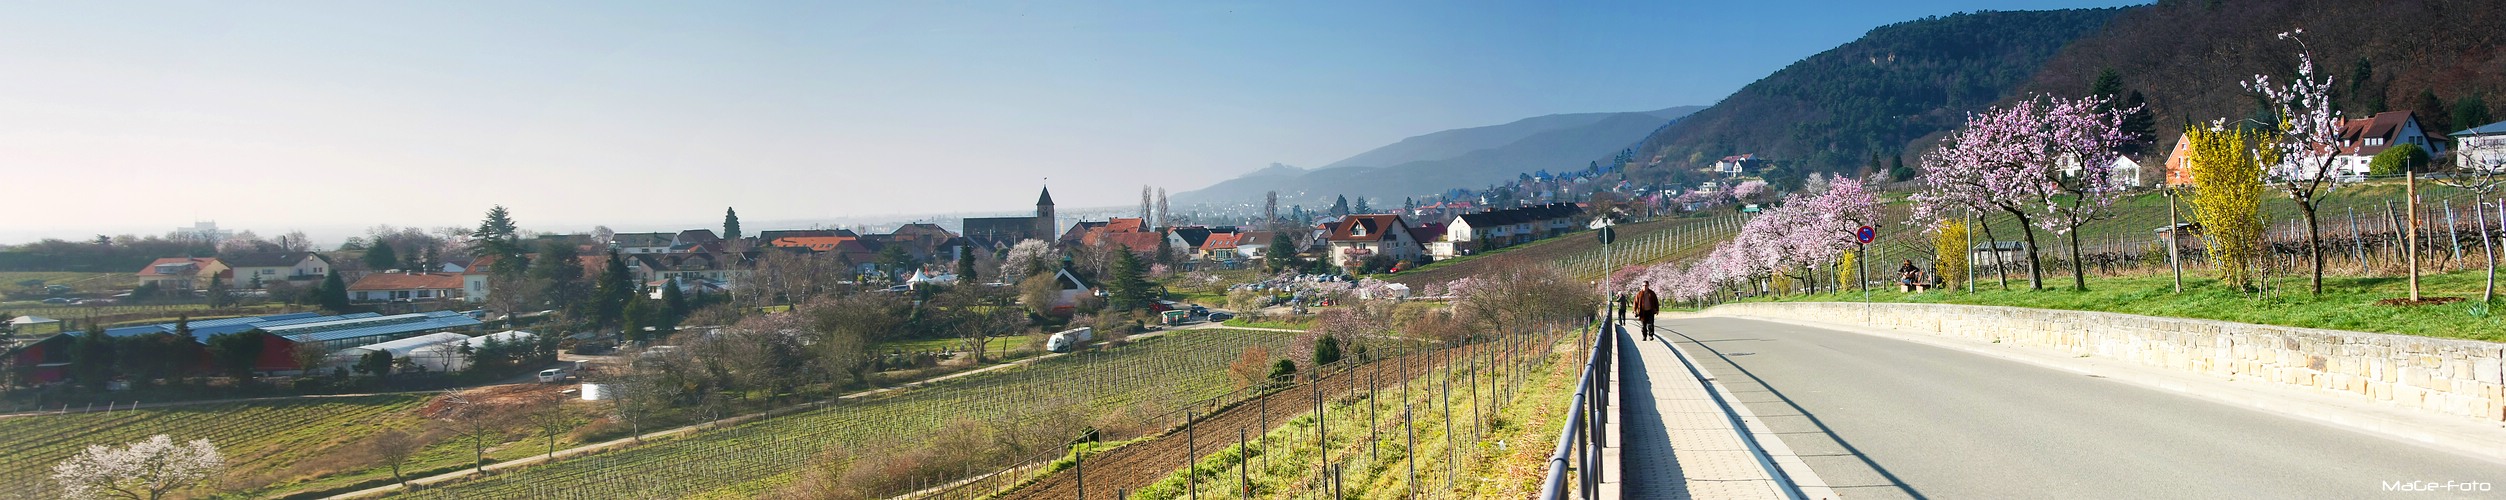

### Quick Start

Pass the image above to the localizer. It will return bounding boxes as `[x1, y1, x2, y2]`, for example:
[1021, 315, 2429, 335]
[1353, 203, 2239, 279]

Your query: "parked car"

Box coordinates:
[537, 368, 569, 383]
[74, 298, 116, 305]
[1208, 312, 1236, 322]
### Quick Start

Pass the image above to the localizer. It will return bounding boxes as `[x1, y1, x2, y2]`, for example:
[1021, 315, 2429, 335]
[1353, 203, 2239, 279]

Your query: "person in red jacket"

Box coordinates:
[1635, 281, 1661, 341]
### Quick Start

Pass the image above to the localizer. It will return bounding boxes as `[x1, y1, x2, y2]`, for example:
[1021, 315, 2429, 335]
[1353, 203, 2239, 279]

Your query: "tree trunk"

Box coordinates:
[2005, 208, 2045, 290]
[2302, 202, 2325, 294]
[2068, 229, 2088, 291]
[1980, 214, 2009, 290]
[2485, 195, 2497, 303]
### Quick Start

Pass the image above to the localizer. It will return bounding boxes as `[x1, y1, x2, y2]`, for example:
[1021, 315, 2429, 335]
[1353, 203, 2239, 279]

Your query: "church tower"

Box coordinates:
[1035, 185, 1056, 240]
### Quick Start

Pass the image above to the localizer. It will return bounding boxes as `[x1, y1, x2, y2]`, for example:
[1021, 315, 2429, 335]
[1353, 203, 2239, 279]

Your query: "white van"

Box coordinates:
[1045, 327, 1094, 353]
[537, 368, 567, 383]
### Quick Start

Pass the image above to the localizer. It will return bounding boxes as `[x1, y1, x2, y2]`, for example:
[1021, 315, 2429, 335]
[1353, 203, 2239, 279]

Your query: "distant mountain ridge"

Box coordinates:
[1629, 8, 2126, 180]
[1178, 106, 1702, 206]
[1326, 107, 1702, 169]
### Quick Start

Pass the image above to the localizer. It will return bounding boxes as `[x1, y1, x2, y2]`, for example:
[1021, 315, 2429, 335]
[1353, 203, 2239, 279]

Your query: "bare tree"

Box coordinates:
[50, 434, 224, 500]
[599, 369, 675, 443]
[523, 394, 581, 459]
[802, 293, 909, 386]
[433, 390, 516, 474]
[370, 429, 422, 488]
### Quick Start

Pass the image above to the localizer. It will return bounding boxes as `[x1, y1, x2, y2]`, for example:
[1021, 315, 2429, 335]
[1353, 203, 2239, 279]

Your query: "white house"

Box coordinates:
[2453, 120, 2506, 172]
[1322, 214, 1424, 268]
[221, 252, 330, 288]
[2286, 111, 2452, 179]
[2060, 156, 2146, 189]
[1713, 154, 1759, 177]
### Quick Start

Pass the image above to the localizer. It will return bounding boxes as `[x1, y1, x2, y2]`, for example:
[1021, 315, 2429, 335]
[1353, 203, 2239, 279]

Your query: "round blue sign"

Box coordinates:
[1854, 226, 1876, 244]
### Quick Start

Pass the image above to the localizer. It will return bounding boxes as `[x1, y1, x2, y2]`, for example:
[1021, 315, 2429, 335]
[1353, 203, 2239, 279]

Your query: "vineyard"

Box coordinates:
[0, 394, 431, 500]
[398, 328, 1307, 499]
[1118, 328, 1582, 499]
[1389, 214, 1744, 288]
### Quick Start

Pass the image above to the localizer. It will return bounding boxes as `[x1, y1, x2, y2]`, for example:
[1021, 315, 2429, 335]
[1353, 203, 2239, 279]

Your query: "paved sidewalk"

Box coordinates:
[1618, 320, 1790, 500]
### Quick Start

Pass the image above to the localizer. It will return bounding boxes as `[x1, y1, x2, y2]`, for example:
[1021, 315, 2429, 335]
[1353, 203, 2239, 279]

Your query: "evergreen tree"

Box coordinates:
[2120, 90, 2155, 155]
[1155, 229, 1175, 264]
[2088, 68, 2123, 101]
[1313, 335, 1341, 367]
[1266, 233, 1299, 272]
[2456, 96, 2495, 134]
[1329, 196, 1350, 217]
[531, 240, 588, 314]
[1107, 250, 1153, 311]
[71, 324, 115, 392]
[622, 296, 652, 344]
[593, 251, 633, 329]
[955, 247, 977, 282]
[722, 207, 742, 242]
[1353, 197, 1371, 214]
[1888, 154, 1915, 182]
[471, 205, 522, 269]
[363, 241, 398, 271]
[2416, 90, 2452, 134]
[206, 330, 267, 383]
[318, 269, 351, 312]
[660, 278, 687, 329]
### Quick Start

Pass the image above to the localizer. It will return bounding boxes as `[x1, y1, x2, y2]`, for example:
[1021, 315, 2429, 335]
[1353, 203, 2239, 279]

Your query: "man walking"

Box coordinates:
[1635, 280, 1661, 341]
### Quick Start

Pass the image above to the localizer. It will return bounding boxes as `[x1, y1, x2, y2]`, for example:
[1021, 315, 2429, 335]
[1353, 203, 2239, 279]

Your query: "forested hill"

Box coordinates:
[1632, 8, 2125, 179]
[2013, 0, 2506, 144]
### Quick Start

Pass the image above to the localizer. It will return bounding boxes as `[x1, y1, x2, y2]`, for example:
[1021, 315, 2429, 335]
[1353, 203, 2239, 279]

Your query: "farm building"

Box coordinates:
[3, 310, 484, 383]
[333, 332, 472, 373]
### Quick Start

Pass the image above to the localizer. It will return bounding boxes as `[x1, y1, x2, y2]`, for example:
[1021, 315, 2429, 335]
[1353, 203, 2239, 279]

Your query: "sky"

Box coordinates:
[0, 0, 2143, 245]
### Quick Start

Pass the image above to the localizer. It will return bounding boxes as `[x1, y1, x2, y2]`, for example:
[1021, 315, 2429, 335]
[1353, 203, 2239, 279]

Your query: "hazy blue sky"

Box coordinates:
[0, 0, 2140, 244]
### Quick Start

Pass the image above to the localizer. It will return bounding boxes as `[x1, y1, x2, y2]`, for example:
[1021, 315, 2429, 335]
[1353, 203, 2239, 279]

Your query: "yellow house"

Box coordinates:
[135, 257, 231, 292]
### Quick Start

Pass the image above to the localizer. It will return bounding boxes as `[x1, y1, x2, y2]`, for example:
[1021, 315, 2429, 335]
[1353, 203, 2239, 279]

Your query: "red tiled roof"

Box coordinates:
[1105, 218, 1147, 233]
[770, 236, 857, 251]
[348, 272, 463, 291]
[1325, 215, 1408, 242]
[461, 255, 499, 276]
[1203, 232, 1245, 250]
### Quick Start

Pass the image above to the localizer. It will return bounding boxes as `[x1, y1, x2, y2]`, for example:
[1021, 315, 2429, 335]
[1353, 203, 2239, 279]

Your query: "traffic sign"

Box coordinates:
[1854, 225, 1876, 244]
[1596, 226, 1617, 245]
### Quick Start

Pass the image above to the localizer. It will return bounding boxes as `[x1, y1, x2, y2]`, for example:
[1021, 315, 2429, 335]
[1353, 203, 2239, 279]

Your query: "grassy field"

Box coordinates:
[875, 336, 1026, 355]
[0, 272, 140, 295]
[1736, 269, 2506, 342]
[1127, 329, 1582, 499]
[401, 328, 1307, 499]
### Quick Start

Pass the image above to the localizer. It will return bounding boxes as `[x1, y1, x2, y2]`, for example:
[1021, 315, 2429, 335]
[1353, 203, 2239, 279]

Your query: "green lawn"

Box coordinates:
[1737, 269, 2506, 342]
[875, 336, 1024, 354]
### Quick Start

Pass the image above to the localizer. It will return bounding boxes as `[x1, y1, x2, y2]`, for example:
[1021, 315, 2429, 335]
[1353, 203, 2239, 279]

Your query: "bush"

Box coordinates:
[1267, 359, 1297, 383]
[2369, 143, 2430, 175]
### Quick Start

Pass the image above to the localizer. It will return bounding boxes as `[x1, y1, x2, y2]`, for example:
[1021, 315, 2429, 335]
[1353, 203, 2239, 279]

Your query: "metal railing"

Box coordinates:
[1537, 302, 1620, 499]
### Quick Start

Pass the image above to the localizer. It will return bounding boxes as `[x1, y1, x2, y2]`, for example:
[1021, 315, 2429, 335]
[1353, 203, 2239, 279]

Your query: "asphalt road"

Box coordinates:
[1653, 316, 2505, 500]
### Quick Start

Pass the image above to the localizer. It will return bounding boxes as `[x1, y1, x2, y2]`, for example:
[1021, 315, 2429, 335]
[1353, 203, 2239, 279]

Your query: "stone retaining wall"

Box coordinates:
[1702, 302, 2506, 422]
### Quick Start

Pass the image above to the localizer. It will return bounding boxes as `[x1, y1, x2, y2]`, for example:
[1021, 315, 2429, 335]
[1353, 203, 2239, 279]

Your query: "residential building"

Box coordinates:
[1321, 214, 1424, 268]
[2163, 132, 2194, 186]
[221, 252, 329, 288]
[2452, 119, 2506, 172]
[1446, 203, 1584, 252]
[460, 255, 498, 303]
[611, 232, 673, 254]
[135, 257, 228, 291]
[347, 271, 465, 302]
[1235, 231, 1277, 261]
[1713, 154, 1761, 177]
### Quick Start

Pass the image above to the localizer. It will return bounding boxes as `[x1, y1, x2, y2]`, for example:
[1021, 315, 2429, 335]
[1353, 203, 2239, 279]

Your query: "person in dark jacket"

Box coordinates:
[1634, 281, 1661, 341]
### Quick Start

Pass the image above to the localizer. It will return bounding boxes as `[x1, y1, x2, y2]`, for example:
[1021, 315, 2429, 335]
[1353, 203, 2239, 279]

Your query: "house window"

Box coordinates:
[417, 290, 432, 298]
